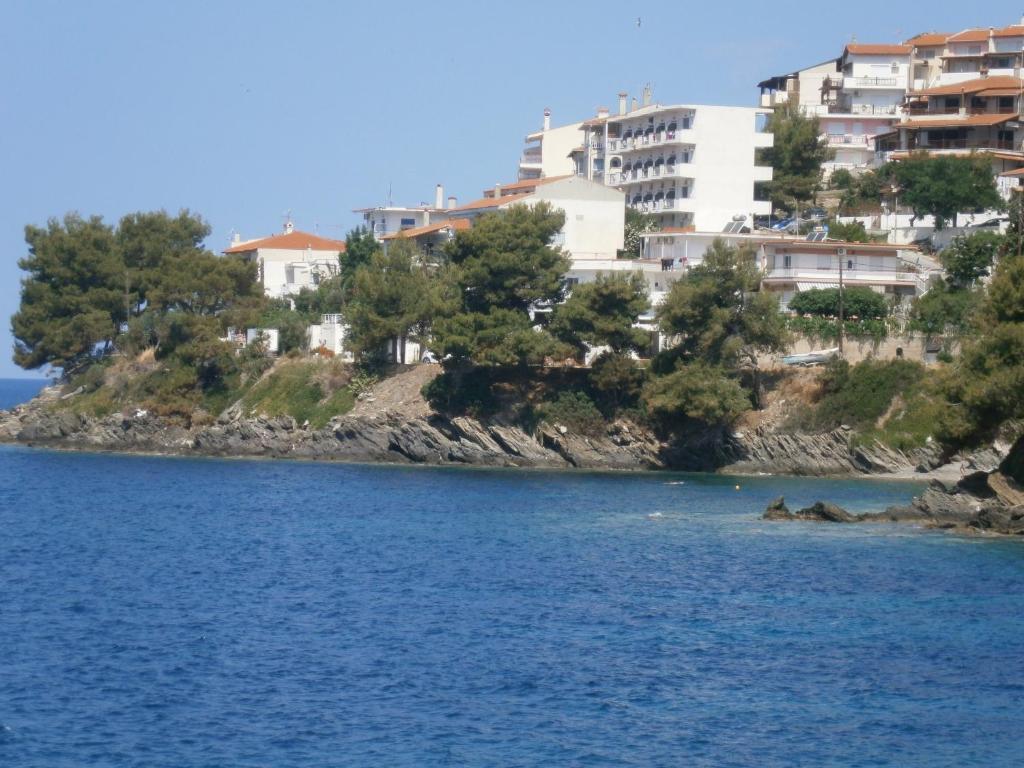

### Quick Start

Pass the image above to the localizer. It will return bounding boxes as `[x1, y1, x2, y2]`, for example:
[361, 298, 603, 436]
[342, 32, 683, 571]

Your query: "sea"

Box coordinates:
[0, 379, 1022, 766]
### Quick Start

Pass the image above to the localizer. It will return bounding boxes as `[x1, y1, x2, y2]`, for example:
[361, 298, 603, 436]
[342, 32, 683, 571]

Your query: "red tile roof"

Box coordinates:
[947, 29, 990, 43]
[912, 75, 1024, 96]
[845, 43, 912, 56]
[224, 230, 346, 254]
[379, 218, 470, 241]
[900, 113, 1016, 129]
[907, 32, 950, 47]
[993, 25, 1024, 38]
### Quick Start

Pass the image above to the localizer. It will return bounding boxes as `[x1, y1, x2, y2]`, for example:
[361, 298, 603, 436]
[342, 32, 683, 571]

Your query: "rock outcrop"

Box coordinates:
[762, 437, 1024, 536]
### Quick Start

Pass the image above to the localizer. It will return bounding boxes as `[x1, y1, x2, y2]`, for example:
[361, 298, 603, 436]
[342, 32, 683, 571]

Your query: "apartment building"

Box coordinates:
[514, 89, 773, 232]
[353, 184, 456, 241]
[224, 222, 346, 299]
[758, 18, 1024, 175]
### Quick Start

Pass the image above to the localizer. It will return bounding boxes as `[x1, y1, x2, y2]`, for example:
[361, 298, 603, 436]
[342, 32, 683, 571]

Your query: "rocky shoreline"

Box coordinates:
[0, 385, 1004, 477]
[762, 436, 1024, 536]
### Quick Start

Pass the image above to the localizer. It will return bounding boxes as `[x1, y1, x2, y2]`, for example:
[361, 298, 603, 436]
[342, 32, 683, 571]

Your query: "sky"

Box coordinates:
[1, 0, 1020, 378]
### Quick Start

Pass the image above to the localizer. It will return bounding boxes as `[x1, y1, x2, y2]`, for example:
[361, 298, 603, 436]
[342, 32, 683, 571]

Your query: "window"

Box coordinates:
[921, 49, 935, 60]
[999, 96, 1015, 112]
[400, 217, 416, 228]
[783, 254, 792, 269]
[890, 62, 899, 74]
[817, 254, 832, 269]
[943, 97, 960, 112]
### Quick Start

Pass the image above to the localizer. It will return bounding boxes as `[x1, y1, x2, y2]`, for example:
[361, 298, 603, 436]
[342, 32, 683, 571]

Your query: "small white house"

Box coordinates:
[224, 223, 346, 299]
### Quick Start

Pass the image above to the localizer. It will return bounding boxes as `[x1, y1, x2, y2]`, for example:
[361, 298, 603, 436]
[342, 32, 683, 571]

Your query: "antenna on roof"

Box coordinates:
[282, 210, 294, 234]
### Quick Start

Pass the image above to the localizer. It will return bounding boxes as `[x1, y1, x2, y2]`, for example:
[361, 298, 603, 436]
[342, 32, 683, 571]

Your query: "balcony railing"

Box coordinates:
[630, 197, 686, 213]
[825, 134, 873, 146]
[916, 139, 1016, 151]
[847, 76, 900, 88]
[607, 164, 691, 185]
[608, 130, 690, 152]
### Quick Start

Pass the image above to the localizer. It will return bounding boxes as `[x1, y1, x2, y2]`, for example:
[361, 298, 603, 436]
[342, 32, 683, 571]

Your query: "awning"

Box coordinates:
[796, 282, 840, 291]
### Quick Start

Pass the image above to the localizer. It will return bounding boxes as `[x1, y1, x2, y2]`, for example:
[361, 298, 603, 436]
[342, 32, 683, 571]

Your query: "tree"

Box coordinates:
[642, 362, 750, 427]
[942, 240, 1024, 443]
[116, 210, 212, 317]
[622, 207, 658, 258]
[343, 238, 446, 363]
[760, 102, 835, 214]
[550, 272, 650, 356]
[909, 285, 980, 337]
[941, 231, 1002, 288]
[12, 214, 124, 372]
[655, 239, 788, 407]
[431, 203, 573, 369]
[886, 152, 1003, 230]
[826, 219, 871, 243]
[147, 250, 259, 317]
[445, 202, 570, 313]
[340, 226, 381, 300]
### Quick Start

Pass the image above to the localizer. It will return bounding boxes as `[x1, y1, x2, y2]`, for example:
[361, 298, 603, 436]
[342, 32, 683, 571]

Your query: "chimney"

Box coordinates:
[494, 183, 502, 198]
[642, 84, 652, 106]
[447, 196, 457, 210]
[231, 232, 241, 245]
[631, 96, 638, 112]
[435, 184, 444, 210]
[543, 108, 551, 131]
[597, 106, 609, 119]
[618, 92, 627, 115]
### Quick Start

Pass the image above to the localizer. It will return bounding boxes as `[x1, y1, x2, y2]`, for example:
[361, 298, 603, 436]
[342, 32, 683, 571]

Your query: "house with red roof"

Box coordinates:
[224, 221, 346, 299]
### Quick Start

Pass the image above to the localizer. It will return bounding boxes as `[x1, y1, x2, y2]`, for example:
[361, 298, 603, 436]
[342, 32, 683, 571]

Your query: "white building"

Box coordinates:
[448, 175, 625, 260]
[515, 88, 774, 232]
[224, 223, 347, 299]
[354, 184, 457, 241]
[307, 314, 352, 360]
[519, 109, 584, 180]
[639, 231, 937, 312]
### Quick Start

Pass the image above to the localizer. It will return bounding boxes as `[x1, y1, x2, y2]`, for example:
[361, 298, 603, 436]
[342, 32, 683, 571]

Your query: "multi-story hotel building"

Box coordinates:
[515, 88, 774, 232]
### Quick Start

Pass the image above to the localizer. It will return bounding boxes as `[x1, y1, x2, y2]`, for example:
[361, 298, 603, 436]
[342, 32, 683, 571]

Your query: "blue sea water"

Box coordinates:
[0, 378, 48, 411]
[1, 379, 1023, 765]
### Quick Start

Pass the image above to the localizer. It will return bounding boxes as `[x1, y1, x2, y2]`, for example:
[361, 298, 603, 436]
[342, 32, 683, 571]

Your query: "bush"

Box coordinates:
[538, 391, 606, 436]
[642, 362, 750, 429]
[827, 219, 871, 243]
[808, 358, 926, 432]
[589, 352, 647, 414]
[422, 367, 500, 417]
[788, 287, 888, 320]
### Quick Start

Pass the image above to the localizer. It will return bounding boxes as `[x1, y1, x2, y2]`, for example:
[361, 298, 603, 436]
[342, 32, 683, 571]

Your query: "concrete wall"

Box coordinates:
[255, 248, 342, 298]
[533, 176, 625, 259]
[759, 333, 959, 368]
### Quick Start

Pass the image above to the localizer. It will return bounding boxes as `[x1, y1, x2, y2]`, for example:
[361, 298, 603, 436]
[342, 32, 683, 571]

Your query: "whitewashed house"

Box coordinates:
[224, 222, 346, 300]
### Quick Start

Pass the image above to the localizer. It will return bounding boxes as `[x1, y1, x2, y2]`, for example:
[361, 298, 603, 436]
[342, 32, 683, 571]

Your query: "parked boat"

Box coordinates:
[781, 348, 839, 367]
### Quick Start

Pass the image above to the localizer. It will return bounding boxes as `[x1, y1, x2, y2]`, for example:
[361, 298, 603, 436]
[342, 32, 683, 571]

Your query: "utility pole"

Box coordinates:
[838, 248, 845, 356]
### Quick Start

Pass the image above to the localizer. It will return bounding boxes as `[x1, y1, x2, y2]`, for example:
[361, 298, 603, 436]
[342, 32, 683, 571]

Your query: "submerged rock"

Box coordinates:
[762, 498, 856, 523]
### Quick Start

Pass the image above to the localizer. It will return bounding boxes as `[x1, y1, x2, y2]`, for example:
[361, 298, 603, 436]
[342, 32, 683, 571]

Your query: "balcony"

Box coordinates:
[607, 164, 693, 185]
[828, 103, 900, 116]
[608, 129, 694, 153]
[825, 134, 873, 147]
[916, 138, 1016, 151]
[845, 76, 901, 89]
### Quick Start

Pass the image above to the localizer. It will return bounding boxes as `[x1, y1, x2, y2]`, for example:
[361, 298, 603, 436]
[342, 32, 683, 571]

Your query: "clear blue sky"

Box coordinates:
[1, 0, 1019, 378]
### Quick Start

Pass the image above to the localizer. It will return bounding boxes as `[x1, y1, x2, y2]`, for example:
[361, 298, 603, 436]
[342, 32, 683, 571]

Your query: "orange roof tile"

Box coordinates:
[1000, 166, 1024, 177]
[450, 193, 533, 213]
[907, 32, 950, 47]
[224, 230, 346, 254]
[947, 29, 990, 43]
[379, 218, 470, 241]
[993, 25, 1024, 38]
[912, 76, 1024, 96]
[845, 43, 912, 56]
[899, 113, 1016, 129]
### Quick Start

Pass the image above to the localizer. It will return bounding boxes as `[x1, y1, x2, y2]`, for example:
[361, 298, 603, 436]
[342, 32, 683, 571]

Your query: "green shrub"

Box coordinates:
[588, 352, 647, 414]
[538, 391, 606, 436]
[809, 358, 926, 432]
[642, 362, 750, 429]
[788, 287, 888, 320]
[422, 367, 499, 417]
